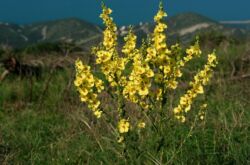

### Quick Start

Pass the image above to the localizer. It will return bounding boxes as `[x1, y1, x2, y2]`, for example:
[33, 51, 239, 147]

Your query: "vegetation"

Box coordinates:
[75, 2, 218, 145]
[0, 43, 249, 164]
[0, 2, 249, 165]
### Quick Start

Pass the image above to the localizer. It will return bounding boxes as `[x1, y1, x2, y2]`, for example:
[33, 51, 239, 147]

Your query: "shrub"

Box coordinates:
[74, 2, 217, 145]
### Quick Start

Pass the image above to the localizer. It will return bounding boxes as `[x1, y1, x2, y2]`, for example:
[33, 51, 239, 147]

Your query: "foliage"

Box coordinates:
[23, 42, 62, 54]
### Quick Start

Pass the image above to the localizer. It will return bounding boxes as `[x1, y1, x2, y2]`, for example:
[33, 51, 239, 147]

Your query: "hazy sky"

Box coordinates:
[0, 0, 249, 25]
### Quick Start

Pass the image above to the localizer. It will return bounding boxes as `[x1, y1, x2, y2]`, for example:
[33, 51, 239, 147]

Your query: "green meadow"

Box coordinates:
[0, 40, 249, 164]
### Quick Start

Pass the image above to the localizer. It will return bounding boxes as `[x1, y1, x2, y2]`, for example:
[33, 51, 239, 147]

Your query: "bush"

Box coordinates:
[74, 2, 218, 160]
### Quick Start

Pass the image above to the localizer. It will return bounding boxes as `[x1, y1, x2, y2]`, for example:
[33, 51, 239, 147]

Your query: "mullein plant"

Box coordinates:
[74, 2, 218, 143]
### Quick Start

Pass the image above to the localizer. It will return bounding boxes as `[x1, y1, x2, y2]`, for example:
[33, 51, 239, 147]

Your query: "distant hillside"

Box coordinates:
[220, 20, 250, 30]
[0, 13, 249, 49]
[23, 18, 102, 44]
[0, 22, 27, 48]
[118, 12, 250, 45]
[0, 18, 103, 49]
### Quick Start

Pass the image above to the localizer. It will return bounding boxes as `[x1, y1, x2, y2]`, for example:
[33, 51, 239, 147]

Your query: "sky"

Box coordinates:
[0, 0, 249, 25]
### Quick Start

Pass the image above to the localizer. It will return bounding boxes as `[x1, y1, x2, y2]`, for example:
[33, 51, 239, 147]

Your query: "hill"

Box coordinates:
[23, 18, 102, 45]
[118, 12, 250, 45]
[220, 20, 250, 30]
[0, 13, 249, 49]
[0, 18, 103, 49]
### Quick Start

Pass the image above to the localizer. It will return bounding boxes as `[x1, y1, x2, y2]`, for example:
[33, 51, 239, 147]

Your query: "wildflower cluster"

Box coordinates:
[145, 3, 178, 103]
[122, 29, 137, 59]
[173, 53, 218, 122]
[118, 119, 130, 134]
[198, 103, 207, 120]
[94, 4, 126, 87]
[123, 48, 154, 106]
[184, 40, 202, 62]
[74, 2, 218, 143]
[74, 59, 104, 118]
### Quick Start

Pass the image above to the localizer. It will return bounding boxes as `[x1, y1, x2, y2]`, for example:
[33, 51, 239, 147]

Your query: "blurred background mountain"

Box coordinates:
[0, 12, 249, 50]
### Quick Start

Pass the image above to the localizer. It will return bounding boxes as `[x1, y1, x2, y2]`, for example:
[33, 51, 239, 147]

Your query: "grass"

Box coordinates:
[0, 43, 250, 164]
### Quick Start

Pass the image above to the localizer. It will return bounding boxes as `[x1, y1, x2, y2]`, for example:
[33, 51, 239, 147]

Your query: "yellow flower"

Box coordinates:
[74, 77, 83, 87]
[94, 110, 102, 118]
[80, 96, 87, 102]
[156, 88, 162, 101]
[95, 80, 104, 93]
[176, 115, 186, 123]
[173, 106, 181, 114]
[75, 59, 84, 70]
[184, 42, 202, 62]
[208, 53, 217, 67]
[155, 42, 167, 50]
[200, 103, 207, 109]
[163, 66, 171, 75]
[184, 105, 191, 112]
[154, 9, 167, 22]
[196, 85, 204, 94]
[79, 88, 88, 96]
[138, 87, 149, 96]
[101, 6, 112, 15]
[146, 47, 157, 62]
[96, 50, 113, 64]
[137, 122, 146, 129]
[117, 136, 124, 143]
[155, 74, 163, 83]
[175, 69, 182, 78]
[168, 80, 178, 89]
[91, 100, 101, 110]
[154, 23, 167, 33]
[118, 119, 130, 133]
[179, 60, 185, 67]
[135, 66, 146, 75]
[140, 101, 149, 109]
[119, 76, 127, 86]
[180, 96, 187, 106]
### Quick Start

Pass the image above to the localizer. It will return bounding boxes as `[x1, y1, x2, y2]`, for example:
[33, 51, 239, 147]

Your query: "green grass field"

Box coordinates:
[0, 43, 250, 164]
